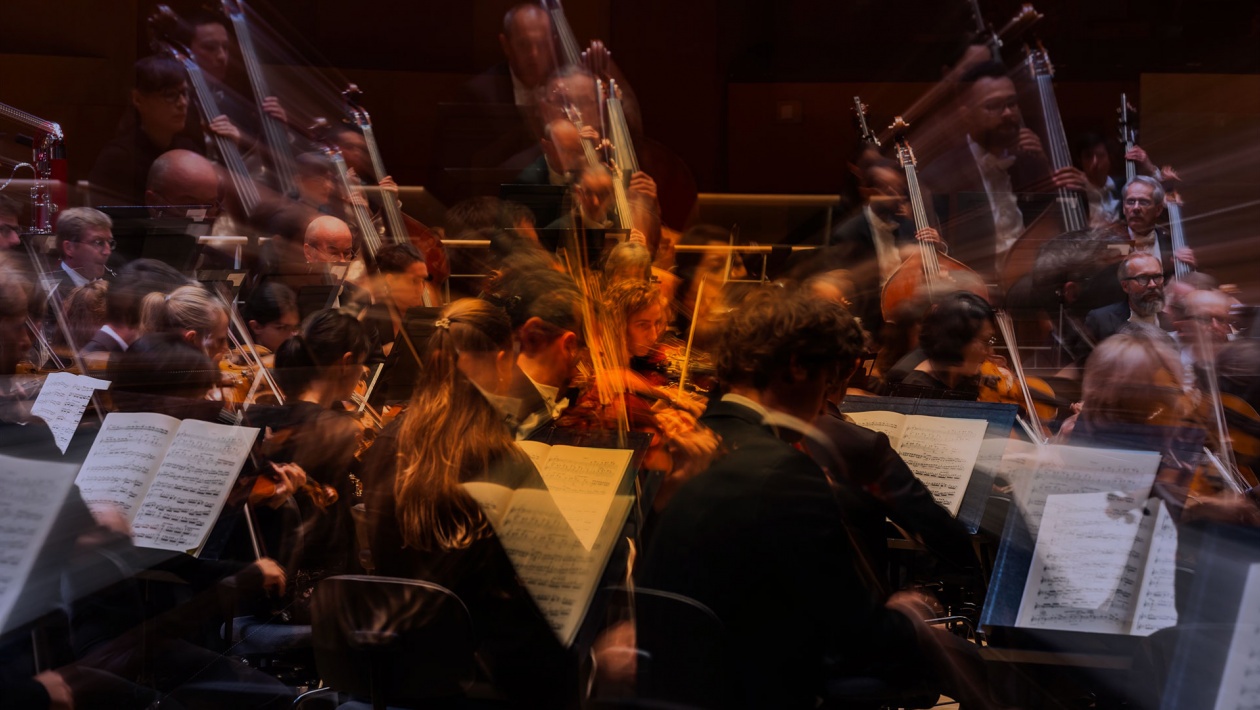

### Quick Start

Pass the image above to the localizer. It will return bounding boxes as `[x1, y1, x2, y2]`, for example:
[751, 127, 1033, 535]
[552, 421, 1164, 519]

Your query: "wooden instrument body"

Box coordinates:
[880, 249, 990, 322]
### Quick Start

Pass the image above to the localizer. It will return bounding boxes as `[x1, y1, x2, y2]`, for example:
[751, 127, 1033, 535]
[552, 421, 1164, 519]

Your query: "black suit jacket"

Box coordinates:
[80, 327, 125, 356]
[640, 400, 917, 709]
[1084, 300, 1176, 343]
[810, 410, 980, 585]
[920, 139, 1055, 279]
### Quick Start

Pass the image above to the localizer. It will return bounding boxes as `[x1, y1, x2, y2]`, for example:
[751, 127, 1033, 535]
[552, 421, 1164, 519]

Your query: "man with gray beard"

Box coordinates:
[1085, 252, 1174, 343]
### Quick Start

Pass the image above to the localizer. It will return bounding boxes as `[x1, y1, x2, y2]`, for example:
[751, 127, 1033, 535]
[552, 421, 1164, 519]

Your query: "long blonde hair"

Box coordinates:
[393, 298, 523, 551]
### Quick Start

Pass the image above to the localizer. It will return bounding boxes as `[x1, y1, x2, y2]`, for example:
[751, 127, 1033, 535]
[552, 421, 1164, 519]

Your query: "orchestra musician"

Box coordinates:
[896, 291, 996, 400]
[1114, 175, 1196, 276]
[45, 208, 117, 301]
[0, 194, 22, 253]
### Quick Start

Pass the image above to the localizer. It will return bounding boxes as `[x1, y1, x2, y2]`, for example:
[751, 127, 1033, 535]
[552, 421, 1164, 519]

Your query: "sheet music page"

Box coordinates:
[529, 444, 631, 551]
[1130, 500, 1179, 635]
[75, 412, 181, 521]
[495, 487, 632, 646]
[30, 372, 111, 454]
[1214, 563, 1260, 710]
[463, 481, 517, 527]
[896, 415, 988, 516]
[0, 455, 79, 632]
[846, 410, 908, 448]
[1015, 490, 1153, 634]
[1012, 444, 1161, 536]
[516, 440, 553, 471]
[130, 419, 258, 553]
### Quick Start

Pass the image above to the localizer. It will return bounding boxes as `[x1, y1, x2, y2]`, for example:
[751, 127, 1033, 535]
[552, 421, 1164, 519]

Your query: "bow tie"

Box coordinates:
[979, 152, 1017, 173]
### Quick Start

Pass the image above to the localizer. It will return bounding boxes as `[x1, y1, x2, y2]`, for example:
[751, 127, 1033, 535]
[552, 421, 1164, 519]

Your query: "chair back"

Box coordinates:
[633, 587, 734, 709]
[311, 574, 477, 702]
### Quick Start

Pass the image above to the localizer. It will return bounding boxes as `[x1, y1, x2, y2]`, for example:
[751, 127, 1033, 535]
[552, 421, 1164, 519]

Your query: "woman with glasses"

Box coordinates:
[89, 55, 240, 206]
[898, 291, 997, 399]
[235, 281, 300, 368]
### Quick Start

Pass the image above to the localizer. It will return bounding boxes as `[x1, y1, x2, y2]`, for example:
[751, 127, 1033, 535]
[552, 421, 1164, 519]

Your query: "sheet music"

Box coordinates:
[130, 419, 258, 553]
[463, 481, 517, 527]
[75, 412, 181, 520]
[30, 372, 110, 454]
[1214, 563, 1260, 710]
[1131, 500, 1179, 636]
[494, 488, 632, 646]
[847, 410, 907, 447]
[897, 416, 987, 516]
[518, 442, 631, 551]
[848, 412, 986, 516]
[0, 455, 79, 632]
[1012, 445, 1161, 535]
[1015, 490, 1154, 634]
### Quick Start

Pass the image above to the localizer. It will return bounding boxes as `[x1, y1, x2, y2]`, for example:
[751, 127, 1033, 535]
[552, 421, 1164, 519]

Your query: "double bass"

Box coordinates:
[342, 84, 449, 300]
[878, 115, 989, 321]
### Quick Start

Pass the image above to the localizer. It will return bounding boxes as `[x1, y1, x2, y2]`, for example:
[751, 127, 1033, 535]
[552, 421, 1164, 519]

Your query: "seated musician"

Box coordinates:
[361, 242, 432, 362]
[80, 258, 187, 361]
[897, 291, 996, 400]
[809, 289, 982, 583]
[1085, 252, 1176, 343]
[45, 208, 116, 301]
[303, 214, 356, 265]
[294, 151, 337, 214]
[557, 280, 717, 511]
[602, 241, 652, 286]
[236, 280, 299, 367]
[640, 286, 1002, 710]
[1075, 132, 1123, 228]
[1113, 176, 1196, 275]
[359, 298, 578, 708]
[58, 280, 107, 355]
[492, 263, 587, 440]
[89, 55, 239, 207]
[670, 224, 748, 352]
[238, 309, 371, 620]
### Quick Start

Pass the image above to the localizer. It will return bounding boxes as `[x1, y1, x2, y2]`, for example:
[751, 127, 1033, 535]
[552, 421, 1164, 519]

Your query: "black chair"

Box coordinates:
[632, 588, 734, 710]
[310, 575, 478, 710]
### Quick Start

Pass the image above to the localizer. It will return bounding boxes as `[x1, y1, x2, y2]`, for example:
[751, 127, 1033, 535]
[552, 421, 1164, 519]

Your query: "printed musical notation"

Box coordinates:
[1010, 445, 1161, 536]
[76, 412, 258, 555]
[1215, 564, 1260, 710]
[847, 411, 987, 516]
[1015, 493, 1178, 636]
[516, 441, 631, 550]
[30, 372, 110, 454]
[0, 454, 78, 632]
[465, 481, 632, 647]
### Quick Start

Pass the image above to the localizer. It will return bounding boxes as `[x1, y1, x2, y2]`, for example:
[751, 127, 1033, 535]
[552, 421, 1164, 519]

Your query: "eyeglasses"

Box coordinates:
[1123, 198, 1155, 208]
[149, 87, 190, 105]
[1123, 273, 1165, 287]
[75, 238, 116, 251]
[306, 242, 358, 262]
[979, 98, 1019, 114]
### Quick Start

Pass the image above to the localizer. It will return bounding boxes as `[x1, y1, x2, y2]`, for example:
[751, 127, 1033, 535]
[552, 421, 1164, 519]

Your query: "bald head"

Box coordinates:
[543, 119, 584, 175]
[146, 149, 220, 214]
[500, 4, 555, 90]
[304, 215, 355, 263]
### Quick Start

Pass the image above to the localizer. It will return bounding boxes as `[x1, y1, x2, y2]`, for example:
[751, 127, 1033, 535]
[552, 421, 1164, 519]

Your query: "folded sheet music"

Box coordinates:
[846, 411, 988, 515]
[31, 372, 110, 454]
[464, 480, 632, 647]
[516, 440, 632, 550]
[0, 454, 79, 632]
[1015, 494, 1178, 636]
[75, 412, 258, 555]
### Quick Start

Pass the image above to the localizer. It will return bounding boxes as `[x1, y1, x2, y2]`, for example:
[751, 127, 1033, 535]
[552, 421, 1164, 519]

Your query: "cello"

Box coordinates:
[879, 116, 989, 321]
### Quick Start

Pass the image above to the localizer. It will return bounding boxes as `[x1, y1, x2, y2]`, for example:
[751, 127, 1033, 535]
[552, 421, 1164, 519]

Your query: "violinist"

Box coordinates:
[234, 281, 299, 368]
[898, 291, 996, 400]
[132, 284, 236, 408]
[358, 298, 579, 708]
[557, 280, 717, 510]
[670, 224, 748, 352]
[361, 242, 431, 361]
[251, 309, 371, 621]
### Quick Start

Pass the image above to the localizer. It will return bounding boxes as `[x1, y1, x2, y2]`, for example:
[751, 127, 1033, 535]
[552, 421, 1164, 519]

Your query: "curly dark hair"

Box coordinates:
[919, 291, 994, 367]
[716, 286, 861, 390]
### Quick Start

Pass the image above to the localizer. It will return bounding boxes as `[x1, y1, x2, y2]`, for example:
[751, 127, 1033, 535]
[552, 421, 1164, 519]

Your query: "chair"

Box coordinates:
[631, 587, 735, 710]
[310, 575, 478, 710]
